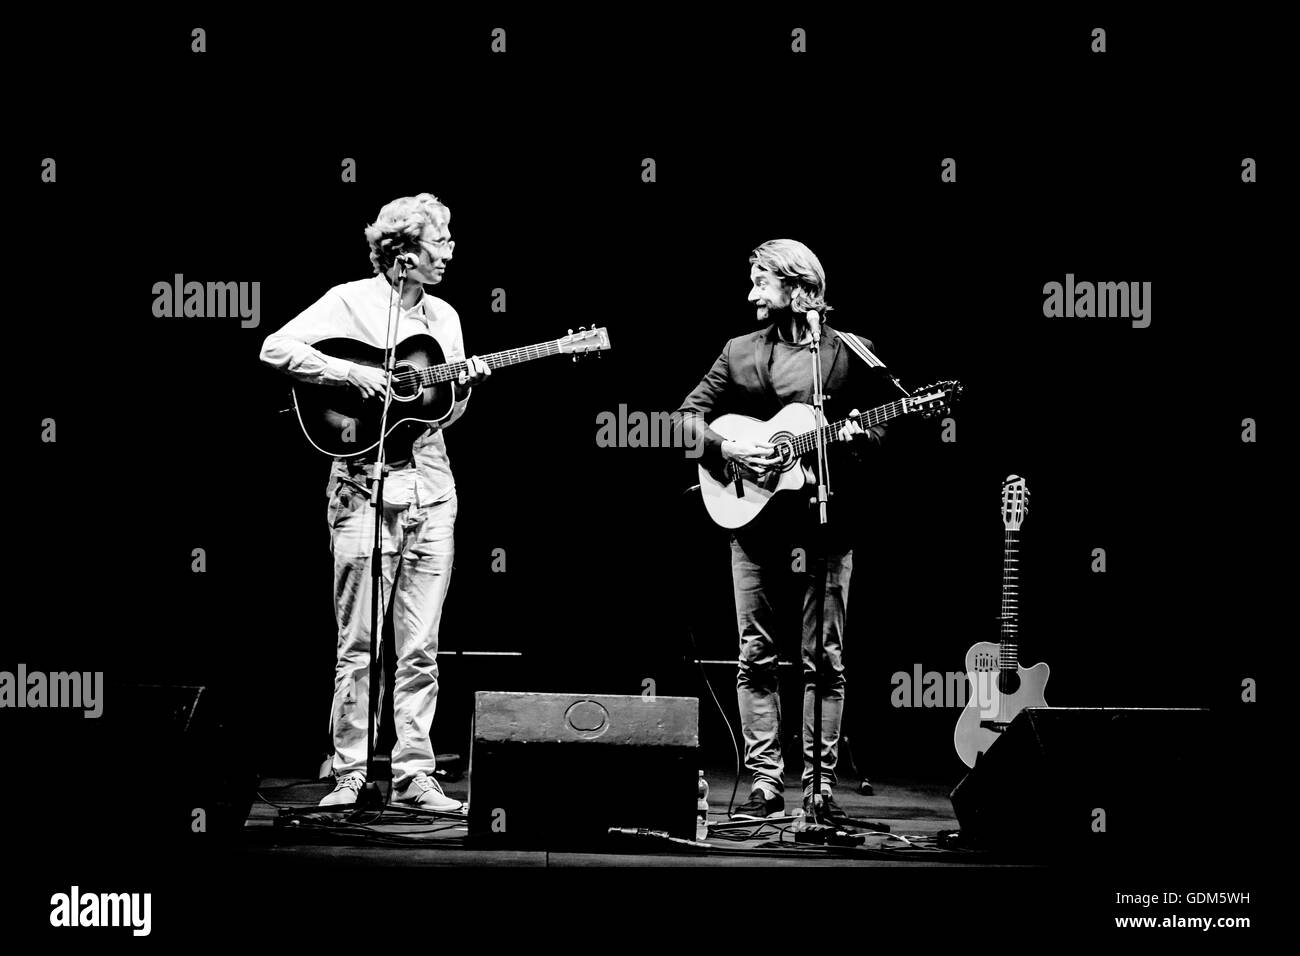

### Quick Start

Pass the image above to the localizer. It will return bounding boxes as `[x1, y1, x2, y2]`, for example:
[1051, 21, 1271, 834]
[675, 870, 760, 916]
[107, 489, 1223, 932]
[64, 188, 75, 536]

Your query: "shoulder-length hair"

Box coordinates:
[749, 238, 832, 314]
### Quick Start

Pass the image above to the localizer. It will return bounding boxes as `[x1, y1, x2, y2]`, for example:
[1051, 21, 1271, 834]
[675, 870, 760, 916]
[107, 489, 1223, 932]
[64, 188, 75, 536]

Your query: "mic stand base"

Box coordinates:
[356, 782, 386, 811]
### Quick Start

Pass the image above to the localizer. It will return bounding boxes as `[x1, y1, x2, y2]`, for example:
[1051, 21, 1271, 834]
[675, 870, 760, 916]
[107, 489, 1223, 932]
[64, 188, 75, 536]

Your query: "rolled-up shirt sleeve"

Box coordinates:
[259, 290, 356, 385]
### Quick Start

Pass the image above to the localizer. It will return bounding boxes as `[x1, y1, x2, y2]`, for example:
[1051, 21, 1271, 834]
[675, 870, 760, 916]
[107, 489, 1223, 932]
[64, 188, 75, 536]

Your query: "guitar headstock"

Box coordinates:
[1001, 474, 1030, 531]
[905, 380, 963, 419]
[560, 326, 611, 361]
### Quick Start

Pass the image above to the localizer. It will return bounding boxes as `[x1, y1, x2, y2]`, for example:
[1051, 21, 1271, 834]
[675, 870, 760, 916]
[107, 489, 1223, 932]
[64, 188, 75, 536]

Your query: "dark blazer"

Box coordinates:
[676, 320, 894, 545]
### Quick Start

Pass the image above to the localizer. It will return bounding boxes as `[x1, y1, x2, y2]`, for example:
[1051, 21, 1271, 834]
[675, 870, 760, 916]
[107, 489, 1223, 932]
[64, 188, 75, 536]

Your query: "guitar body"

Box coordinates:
[698, 403, 819, 529]
[291, 333, 455, 458]
[953, 640, 1050, 769]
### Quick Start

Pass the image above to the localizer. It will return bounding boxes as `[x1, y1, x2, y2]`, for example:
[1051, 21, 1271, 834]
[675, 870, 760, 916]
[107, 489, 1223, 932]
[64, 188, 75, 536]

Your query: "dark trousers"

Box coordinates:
[730, 526, 852, 799]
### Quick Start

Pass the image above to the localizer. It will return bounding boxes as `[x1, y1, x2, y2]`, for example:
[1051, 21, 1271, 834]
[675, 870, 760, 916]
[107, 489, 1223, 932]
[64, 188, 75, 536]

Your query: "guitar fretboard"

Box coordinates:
[416, 340, 564, 386]
[1000, 529, 1020, 670]
[787, 397, 913, 458]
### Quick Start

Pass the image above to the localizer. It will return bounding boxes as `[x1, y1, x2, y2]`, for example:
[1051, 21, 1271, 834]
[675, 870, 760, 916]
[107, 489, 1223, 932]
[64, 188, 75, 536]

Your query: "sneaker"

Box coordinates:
[803, 790, 851, 825]
[319, 770, 366, 807]
[393, 771, 463, 812]
[857, 778, 874, 796]
[730, 789, 784, 820]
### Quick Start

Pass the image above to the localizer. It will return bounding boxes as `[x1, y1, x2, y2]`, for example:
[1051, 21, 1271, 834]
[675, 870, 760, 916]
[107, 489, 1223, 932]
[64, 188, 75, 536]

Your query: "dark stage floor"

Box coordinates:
[243, 769, 1017, 868]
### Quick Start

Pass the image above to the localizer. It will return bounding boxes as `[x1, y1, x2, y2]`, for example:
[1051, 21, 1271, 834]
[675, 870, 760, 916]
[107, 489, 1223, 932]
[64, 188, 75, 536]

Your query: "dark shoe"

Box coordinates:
[804, 791, 852, 825]
[730, 789, 784, 820]
[858, 778, 874, 796]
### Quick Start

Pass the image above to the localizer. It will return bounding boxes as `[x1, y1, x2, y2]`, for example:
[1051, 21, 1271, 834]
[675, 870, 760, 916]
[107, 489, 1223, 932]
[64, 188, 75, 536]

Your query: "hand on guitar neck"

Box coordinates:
[345, 355, 492, 400]
[456, 356, 492, 388]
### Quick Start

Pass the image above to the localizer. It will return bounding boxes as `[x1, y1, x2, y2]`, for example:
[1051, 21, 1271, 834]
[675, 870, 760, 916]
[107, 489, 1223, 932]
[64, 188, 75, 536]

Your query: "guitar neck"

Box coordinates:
[787, 397, 915, 458]
[1000, 529, 1020, 668]
[419, 339, 565, 385]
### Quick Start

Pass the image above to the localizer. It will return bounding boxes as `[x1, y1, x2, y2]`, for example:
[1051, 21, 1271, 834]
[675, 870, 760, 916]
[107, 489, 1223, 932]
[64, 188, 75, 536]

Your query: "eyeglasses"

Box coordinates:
[420, 238, 455, 253]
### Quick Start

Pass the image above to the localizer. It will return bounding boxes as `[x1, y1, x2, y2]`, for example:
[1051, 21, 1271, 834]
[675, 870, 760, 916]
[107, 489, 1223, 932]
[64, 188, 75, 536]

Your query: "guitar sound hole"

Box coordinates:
[390, 365, 422, 400]
[996, 670, 1021, 695]
[769, 433, 796, 471]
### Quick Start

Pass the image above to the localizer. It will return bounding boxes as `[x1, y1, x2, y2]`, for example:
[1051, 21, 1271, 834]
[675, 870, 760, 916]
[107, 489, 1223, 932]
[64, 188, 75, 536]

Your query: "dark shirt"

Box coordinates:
[770, 338, 818, 406]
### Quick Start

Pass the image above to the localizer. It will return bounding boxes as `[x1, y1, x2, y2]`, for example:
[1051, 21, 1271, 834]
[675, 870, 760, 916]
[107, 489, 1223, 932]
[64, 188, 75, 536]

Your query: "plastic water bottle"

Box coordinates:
[791, 808, 807, 832]
[696, 771, 710, 840]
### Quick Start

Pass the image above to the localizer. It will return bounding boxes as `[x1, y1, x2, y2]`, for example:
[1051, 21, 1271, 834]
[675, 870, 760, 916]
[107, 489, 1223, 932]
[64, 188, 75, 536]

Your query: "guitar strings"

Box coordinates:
[387, 343, 566, 387]
[1001, 529, 1020, 677]
[786, 401, 911, 455]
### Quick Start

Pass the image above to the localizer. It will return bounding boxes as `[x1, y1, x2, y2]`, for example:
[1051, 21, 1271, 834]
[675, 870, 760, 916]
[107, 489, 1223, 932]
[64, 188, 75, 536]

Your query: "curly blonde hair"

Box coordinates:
[750, 238, 832, 314]
[364, 193, 450, 275]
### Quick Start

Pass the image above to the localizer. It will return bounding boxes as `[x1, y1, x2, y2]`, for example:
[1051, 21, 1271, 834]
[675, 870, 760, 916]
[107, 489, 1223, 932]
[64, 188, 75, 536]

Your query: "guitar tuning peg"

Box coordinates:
[568, 328, 574, 335]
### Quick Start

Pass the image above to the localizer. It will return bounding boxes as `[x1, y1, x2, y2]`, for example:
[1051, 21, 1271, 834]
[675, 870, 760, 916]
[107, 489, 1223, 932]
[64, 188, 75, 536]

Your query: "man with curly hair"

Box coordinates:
[676, 239, 891, 824]
[260, 193, 489, 811]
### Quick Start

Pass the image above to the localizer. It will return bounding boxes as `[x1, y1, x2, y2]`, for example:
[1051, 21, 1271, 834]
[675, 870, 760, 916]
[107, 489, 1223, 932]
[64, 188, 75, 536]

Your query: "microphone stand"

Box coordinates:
[806, 312, 831, 824]
[804, 313, 889, 834]
[353, 259, 407, 812]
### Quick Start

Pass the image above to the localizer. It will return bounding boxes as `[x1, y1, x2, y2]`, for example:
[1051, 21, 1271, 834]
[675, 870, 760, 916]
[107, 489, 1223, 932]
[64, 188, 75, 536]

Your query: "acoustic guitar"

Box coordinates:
[697, 381, 961, 529]
[952, 474, 1050, 768]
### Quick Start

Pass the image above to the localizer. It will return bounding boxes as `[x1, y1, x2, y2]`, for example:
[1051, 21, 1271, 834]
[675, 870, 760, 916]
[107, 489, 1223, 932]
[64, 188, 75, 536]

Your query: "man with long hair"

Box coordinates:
[260, 193, 489, 810]
[677, 239, 889, 821]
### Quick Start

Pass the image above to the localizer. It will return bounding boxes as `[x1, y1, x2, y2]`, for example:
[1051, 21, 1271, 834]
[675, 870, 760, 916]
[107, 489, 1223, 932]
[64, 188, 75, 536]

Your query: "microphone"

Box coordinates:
[806, 309, 822, 344]
[395, 252, 420, 268]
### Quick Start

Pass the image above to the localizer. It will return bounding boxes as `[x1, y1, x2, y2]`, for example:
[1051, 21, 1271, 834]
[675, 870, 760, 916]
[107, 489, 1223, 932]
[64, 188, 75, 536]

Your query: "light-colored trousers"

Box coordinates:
[326, 480, 457, 789]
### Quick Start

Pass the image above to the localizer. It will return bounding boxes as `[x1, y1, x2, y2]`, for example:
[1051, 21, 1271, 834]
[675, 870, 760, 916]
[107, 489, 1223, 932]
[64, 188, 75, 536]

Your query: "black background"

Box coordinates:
[8, 9, 1280, 939]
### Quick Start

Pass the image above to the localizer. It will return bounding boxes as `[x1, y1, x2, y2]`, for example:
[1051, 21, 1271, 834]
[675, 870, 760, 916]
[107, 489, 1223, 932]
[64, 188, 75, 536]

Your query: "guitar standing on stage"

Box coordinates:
[676, 238, 895, 822]
[259, 192, 490, 809]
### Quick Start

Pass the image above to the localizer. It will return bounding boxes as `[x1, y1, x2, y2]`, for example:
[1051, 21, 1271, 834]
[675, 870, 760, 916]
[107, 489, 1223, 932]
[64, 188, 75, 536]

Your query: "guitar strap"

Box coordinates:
[835, 329, 886, 370]
[836, 328, 912, 398]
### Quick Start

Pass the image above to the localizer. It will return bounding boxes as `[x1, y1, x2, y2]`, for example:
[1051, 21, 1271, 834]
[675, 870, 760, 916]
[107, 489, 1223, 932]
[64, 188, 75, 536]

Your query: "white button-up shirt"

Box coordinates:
[260, 274, 471, 506]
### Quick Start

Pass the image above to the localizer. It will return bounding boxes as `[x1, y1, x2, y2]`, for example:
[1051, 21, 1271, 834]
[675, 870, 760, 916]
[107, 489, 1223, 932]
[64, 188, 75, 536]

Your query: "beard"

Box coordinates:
[757, 302, 793, 324]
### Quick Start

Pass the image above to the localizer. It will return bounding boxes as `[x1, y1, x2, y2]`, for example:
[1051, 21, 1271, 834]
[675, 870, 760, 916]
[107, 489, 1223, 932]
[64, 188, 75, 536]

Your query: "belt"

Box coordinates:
[336, 458, 415, 496]
[341, 457, 413, 476]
